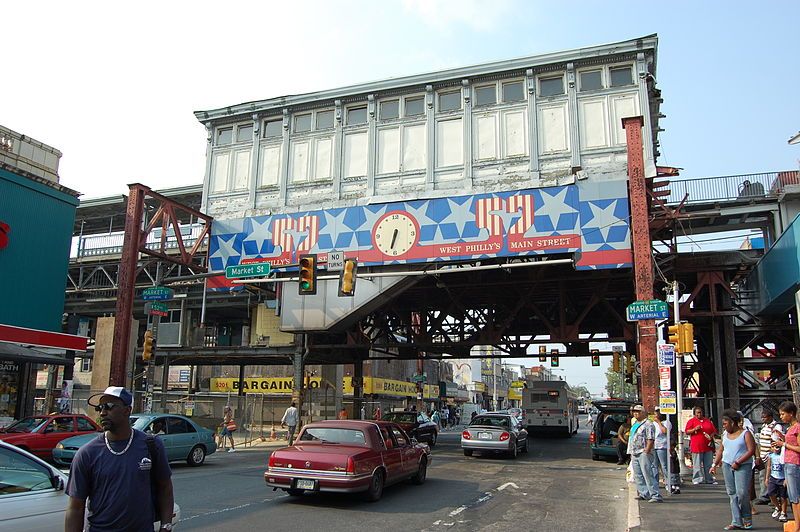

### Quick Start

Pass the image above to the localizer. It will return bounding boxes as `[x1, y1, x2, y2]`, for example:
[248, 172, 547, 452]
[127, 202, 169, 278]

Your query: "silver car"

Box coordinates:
[0, 440, 180, 531]
[461, 413, 529, 458]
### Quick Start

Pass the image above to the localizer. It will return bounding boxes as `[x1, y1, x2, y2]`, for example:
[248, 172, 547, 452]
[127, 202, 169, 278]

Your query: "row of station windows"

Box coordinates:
[214, 65, 636, 146]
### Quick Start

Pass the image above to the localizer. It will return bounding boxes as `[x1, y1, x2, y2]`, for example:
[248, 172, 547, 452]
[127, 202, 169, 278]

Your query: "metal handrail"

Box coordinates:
[665, 170, 798, 205]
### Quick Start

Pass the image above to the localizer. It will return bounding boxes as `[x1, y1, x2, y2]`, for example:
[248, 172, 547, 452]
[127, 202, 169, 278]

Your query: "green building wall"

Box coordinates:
[0, 168, 79, 332]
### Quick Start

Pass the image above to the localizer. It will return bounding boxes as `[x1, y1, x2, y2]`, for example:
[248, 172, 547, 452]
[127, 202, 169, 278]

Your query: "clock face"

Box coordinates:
[374, 211, 419, 257]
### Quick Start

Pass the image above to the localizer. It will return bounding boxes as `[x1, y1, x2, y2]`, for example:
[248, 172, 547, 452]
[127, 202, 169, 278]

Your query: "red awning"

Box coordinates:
[0, 324, 88, 351]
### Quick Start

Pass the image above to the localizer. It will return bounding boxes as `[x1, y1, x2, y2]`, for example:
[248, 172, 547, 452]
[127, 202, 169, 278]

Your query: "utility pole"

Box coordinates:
[672, 280, 689, 476]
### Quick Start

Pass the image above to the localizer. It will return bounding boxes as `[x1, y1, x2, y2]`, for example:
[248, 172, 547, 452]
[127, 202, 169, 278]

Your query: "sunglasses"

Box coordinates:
[94, 402, 124, 412]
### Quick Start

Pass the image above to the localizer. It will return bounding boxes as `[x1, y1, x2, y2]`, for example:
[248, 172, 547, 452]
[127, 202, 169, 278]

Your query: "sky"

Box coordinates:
[4, 1, 799, 395]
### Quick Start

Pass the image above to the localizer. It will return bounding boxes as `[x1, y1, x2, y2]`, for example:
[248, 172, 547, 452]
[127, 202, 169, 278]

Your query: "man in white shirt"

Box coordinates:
[755, 409, 784, 505]
[281, 402, 299, 445]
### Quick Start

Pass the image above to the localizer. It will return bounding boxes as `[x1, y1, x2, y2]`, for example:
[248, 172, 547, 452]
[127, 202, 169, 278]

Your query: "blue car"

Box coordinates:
[53, 413, 217, 467]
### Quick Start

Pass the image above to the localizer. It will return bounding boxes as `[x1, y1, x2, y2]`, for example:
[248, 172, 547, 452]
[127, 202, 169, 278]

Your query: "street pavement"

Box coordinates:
[170, 426, 630, 531]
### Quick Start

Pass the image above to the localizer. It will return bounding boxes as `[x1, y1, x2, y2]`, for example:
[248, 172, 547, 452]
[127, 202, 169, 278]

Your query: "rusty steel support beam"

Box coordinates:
[110, 185, 145, 386]
[623, 116, 658, 411]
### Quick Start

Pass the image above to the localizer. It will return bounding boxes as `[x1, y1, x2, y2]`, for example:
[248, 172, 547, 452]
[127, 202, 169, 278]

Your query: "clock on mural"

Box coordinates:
[373, 211, 419, 257]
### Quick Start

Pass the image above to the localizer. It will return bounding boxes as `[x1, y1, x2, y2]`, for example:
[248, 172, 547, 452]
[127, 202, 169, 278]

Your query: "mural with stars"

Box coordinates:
[208, 180, 632, 286]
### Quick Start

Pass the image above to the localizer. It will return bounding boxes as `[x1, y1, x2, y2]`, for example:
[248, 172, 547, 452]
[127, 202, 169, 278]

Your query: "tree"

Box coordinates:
[571, 385, 591, 398]
[605, 366, 624, 398]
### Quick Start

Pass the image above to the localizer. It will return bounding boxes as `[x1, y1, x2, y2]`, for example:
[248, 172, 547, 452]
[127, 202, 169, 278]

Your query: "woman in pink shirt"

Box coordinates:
[774, 401, 800, 532]
[685, 406, 718, 484]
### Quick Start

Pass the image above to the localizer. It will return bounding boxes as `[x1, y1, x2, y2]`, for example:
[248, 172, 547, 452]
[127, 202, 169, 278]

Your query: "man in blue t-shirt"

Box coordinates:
[65, 386, 174, 532]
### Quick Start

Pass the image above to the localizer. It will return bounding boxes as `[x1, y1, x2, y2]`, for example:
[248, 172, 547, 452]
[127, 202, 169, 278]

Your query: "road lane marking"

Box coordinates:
[182, 497, 277, 521]
[626, 483, 641, 530]
[448, 506, 468, 517]
[497, 482, 518, 491]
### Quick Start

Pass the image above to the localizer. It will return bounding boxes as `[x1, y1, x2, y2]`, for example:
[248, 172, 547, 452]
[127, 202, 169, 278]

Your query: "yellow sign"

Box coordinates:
[509, 388, 522, 401]
[211, 376, 441, 398]
[473, 382, 487, 392]
[210, 377, 322, 394]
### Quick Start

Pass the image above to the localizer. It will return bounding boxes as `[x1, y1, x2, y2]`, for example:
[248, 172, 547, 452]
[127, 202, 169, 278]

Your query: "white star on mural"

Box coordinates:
[446, 198, 482, 240]
[321, 209, 352, 247]
[243, 218, 272, 256]
[210, 234, 239, 263]
[587, 200, 625, 242]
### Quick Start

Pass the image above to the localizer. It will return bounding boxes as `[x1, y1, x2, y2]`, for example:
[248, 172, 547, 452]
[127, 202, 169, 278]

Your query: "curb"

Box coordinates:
[627, 483, 641, 531]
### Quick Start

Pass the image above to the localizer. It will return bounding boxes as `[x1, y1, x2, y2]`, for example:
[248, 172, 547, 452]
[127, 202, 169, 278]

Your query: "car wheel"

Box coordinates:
[429, 432, 437, 447]
[463, 449, 473, 457]
[411, 459, 427, 485]
[187, 445, 206, 466]
[522, 438, 529, 453]
[509, 441, 518, 459]
[592, 453, 600, 461]
[287, 488, 304, 497]
[365, 469, 385, 502]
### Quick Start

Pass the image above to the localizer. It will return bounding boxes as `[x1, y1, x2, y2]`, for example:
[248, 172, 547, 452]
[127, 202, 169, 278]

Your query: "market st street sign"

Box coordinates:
[626, 299, 669, 321]
[225, 263, 271, 279]
[142, 286, 174, 301]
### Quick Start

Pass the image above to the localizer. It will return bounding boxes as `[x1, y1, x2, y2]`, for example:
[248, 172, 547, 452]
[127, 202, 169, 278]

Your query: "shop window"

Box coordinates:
[294, 114, 312, 133]
[380, 100, 399, 120]
[81, 358, 92, 372]
[347, 107, 368, 125]
[263, 119, 282, 138]
[316, 110, 334, 130]
[236, 124, 253, 142]
[216, 127, 232, 145]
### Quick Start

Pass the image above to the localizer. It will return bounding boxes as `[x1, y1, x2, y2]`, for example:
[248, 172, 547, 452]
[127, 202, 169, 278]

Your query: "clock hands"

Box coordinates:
[390, 229, 399, 250]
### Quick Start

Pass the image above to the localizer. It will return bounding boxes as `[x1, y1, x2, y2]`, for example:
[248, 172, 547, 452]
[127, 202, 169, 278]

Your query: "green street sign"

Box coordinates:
[146, 301, 169, 317]
[411, 373, 427, 383]
[626, 299, 669, 321]
[142, 286, 174, 301]
[225, 263, 271, 279]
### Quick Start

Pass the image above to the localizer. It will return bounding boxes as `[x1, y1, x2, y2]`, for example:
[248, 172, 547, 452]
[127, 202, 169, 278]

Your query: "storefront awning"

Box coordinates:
[0, 342, 74, 365]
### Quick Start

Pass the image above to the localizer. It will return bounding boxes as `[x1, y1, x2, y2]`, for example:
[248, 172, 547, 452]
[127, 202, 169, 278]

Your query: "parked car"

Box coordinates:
[265, 420, 431, 501]
[461, 412, 528, 458]
[589, 400, 635, 461]
[53, 413, 216, 467]
[381, 411, 439, 447]
[0, 414, 101, 461]
[0, 440, 180, 531]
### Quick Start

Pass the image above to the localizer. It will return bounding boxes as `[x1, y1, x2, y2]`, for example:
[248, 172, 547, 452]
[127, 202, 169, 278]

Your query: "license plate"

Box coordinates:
[479, 432, 492, 440]
[295, 479, 315, 490]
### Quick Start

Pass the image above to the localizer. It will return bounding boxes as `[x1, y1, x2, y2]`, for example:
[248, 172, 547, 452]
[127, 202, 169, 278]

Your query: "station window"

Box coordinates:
[539, 76, 564, 97]
[316, 110, 334, 130]
[502, 81, 525, 102]
[579, 70, 603, 91]
[216, 127, 233, 145]
[263, 119, 282, 138]
[380, 100, 399, 120]
[609, 66, 634, 87]
[405, 96, 425, 117]
[294, 114, 312, 133]
[347, 106, 368, 125]
[81, 358, 92, 372]
[236, 124, 253, 142]
[438, 90, 461, 112]
[474, 86, 496, 107]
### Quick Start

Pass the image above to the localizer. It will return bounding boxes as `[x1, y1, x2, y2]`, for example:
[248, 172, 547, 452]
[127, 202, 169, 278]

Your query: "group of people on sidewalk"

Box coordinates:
[627, 401, 800, 531]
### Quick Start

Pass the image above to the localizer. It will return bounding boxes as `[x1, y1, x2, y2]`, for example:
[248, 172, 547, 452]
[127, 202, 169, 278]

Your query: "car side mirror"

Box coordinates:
[51, 474, 64, 491]
[411, 437, 418, 445]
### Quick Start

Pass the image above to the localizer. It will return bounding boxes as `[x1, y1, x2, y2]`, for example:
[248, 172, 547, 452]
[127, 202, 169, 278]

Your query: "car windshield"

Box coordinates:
[130, 416, 153, 430]
[299, 427, 366, 445]
[383, 413, 416, 423]
[3, 417, 48, 433]
[471, 416, 510, 428]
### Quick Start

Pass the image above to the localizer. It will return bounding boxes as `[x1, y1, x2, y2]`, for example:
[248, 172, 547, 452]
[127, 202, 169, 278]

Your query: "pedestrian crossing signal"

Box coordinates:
[612, 352, 621, 372]
[538, 345, 547, 362]
[298, 254, 317, 295]
[142, 330, 154, 361]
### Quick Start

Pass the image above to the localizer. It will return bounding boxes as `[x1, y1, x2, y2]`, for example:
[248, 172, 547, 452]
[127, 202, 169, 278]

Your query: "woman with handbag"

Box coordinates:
[686, 406, 718, 485]
[219, 405, 237, 453]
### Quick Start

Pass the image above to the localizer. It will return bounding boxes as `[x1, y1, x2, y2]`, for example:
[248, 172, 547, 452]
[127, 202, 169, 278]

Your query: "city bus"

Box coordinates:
[522, 380, 579, 436]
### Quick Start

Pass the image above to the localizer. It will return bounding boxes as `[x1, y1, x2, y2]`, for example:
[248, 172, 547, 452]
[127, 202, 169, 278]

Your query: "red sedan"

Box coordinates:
[265, 420, 431, 501]
[0, 413, 101, 461]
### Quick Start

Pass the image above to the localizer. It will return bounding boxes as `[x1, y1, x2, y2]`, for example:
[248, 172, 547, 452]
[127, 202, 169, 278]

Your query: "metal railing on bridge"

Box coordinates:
[71, 223, 207, 259]
[664, 170, 798, 205]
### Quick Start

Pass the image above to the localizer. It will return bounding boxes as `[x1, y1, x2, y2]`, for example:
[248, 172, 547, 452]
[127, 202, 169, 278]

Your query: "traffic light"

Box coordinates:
[667, 323, 681, 347]
[612, 352, 621, 372]
[338, 258, 357, 297]
[142, 330, 154, 361]
[680, 322, 694, 354]
[551, 356, 559, 367]
[591, 349, 600, 367]
[625, 352, 635, 375]
[538, 345, 547, 362]
[298, 254, 317, 295]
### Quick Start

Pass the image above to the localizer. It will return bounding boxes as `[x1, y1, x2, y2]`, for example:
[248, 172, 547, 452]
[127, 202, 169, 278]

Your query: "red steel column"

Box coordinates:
[110, 184, 146, 386]
[623, 116, 658, 411]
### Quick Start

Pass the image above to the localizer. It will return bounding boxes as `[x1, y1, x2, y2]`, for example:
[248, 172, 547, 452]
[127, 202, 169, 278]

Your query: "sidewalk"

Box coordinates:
[635, 481, 794, 531]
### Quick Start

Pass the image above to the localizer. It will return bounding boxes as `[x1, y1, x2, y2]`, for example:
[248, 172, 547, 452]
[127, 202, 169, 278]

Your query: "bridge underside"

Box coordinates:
[302, 256, 636, 364]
